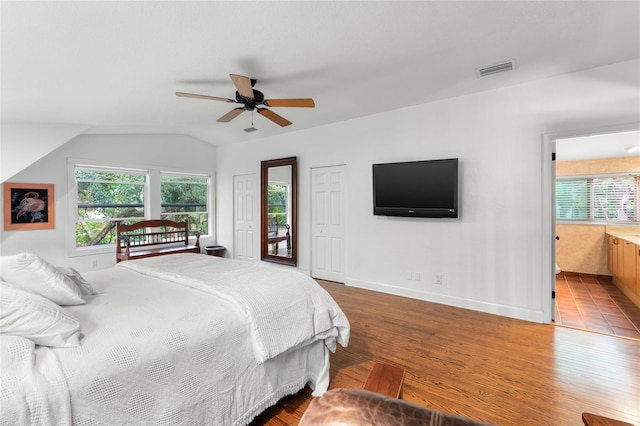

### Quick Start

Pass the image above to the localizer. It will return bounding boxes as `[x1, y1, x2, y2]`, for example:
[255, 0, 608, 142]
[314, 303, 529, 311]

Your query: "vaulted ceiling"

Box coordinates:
[2, 1, 639, 147]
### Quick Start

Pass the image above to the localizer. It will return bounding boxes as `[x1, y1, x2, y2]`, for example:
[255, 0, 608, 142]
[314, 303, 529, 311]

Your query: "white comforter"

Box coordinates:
[117, 254, 350, 363]
[1, 336, 72, 425]
[1, 256, 350, 425]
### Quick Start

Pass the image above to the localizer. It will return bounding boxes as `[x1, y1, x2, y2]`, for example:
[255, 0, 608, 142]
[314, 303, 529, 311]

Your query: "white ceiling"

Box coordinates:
[557, 130, 640, 162]
[2, 1, 639, 150]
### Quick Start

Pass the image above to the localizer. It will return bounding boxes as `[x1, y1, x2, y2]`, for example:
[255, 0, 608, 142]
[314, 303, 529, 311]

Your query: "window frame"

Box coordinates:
[67, 158, 213, 257]
[555, 172, 639, 224]
[160, 171, 211, 235]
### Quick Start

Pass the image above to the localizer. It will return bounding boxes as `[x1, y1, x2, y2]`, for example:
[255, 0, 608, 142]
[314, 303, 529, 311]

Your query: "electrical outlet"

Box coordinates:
[435, 274, 443, 285]
[407, 272, 424, 281]
[92, 260, 98, 269]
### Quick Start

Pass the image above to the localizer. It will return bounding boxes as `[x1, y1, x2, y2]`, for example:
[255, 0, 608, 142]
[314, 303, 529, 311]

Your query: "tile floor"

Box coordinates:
[554, 272, 640, 340]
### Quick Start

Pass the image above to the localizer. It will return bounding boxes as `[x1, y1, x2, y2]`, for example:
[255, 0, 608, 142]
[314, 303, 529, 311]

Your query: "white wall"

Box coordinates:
[0, 134, 217, 271]
[1, 123, 88, 182]
[216, 59, 640, 323]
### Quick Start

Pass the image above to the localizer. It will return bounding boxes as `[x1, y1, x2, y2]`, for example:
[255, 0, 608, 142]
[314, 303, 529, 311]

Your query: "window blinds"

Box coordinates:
[556, 174, 639, 223]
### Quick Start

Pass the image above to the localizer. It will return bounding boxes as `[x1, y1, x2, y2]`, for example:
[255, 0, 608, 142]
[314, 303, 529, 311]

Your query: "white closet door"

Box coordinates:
[311, 165, 346, 282]
[234, 174, 257, 260]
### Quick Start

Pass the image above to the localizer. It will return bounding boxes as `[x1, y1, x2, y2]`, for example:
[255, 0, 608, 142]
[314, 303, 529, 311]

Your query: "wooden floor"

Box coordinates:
[251, 280, 640, 426]
[555, 273, 640, 339]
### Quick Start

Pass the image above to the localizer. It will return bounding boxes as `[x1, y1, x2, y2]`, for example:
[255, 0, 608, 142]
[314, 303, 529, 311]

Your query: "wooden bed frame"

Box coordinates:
[116, 219, 200, 262]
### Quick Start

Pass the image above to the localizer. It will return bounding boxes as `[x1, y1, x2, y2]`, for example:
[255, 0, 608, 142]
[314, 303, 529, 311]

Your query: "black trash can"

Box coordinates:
[205, 245, 225, 257]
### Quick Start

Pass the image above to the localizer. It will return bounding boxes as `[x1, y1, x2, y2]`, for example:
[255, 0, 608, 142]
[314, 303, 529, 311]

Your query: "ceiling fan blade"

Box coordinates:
[257, 108, 292, 127]
[263, 98, 315, 108]
[217, 108, 245, 123]
[176, 92, 236, 103]
[229, 74, 254, 100]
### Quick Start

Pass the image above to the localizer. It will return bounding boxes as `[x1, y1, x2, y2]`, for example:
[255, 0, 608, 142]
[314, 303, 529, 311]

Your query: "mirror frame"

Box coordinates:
[261, 156, 298, 266]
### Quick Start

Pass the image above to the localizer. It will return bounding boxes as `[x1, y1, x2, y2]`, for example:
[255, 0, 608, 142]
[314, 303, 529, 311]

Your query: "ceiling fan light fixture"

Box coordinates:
[477, 60, 515, 78]
[177, 73, 314, 127]
[244, 126, 258, 133]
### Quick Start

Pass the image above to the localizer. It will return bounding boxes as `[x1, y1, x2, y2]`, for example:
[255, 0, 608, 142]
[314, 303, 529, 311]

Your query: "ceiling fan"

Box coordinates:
[176, 74, 315, 127]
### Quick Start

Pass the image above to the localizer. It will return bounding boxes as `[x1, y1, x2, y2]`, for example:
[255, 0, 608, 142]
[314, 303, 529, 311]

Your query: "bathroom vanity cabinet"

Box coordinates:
[622, 240, 637, 291]
[607, 232, 640, 309]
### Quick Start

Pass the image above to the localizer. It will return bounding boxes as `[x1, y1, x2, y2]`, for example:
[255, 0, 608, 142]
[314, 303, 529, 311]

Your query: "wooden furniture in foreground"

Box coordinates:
[299, 388, 492, 426]
[250, 280, 640, 426]
[362, 362, 405, 398]
[116, 219, 200, 262]
[582, 412, 634, 426]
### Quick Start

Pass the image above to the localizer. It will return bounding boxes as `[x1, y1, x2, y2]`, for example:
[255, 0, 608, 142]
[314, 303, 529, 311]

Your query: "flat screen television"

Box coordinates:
[372, 158, 459, 218]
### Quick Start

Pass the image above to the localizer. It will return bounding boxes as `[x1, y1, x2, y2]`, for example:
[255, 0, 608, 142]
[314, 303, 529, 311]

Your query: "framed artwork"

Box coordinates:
[3, 183, 55, 231]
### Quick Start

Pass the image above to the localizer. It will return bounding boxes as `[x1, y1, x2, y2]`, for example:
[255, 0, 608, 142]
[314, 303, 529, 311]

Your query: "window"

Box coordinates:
[556, 173, 639, 223]
[161, 173, 209, 236]
[75, 165, 147, 248]
[73, 164, 211, 250]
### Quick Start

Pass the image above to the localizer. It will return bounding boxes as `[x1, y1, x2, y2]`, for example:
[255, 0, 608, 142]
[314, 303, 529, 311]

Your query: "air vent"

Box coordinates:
[477, 60, 515, 78]
[243, 127, 258, 133]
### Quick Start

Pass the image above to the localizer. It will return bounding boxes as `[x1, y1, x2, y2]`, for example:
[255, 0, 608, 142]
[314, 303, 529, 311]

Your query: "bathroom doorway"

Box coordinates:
[551, 127, 640, 339]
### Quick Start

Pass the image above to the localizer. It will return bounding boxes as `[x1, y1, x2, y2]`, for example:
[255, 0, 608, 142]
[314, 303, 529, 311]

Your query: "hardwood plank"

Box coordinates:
[251, 280, 640, 425]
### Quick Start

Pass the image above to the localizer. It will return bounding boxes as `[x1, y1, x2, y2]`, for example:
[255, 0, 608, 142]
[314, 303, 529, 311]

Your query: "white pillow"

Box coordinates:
[57, 266, 95, 296]
[0, 283, 82, 347]
[0, 253, 84, 305]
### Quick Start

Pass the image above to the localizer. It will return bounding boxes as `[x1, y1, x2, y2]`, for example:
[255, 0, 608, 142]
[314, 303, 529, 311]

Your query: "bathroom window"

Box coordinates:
[556, 173, 639, 223]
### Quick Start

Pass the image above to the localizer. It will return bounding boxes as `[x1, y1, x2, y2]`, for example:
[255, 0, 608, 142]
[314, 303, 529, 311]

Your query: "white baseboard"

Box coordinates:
[346, 278, 545, 323]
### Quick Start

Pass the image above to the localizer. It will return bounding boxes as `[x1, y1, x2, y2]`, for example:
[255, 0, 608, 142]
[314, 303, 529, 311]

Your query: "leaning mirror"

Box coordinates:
[261, 157, 297, 266]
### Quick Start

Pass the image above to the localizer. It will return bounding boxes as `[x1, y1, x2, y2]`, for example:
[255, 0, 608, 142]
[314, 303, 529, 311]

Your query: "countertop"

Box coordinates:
[606, 230, 640, 246]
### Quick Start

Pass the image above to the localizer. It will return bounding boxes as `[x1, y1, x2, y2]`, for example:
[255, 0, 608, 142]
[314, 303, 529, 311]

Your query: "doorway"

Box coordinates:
[544, 124, 640, 338]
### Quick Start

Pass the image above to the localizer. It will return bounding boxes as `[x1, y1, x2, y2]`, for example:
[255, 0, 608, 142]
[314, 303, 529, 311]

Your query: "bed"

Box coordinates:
[0, 252, 350, 425]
